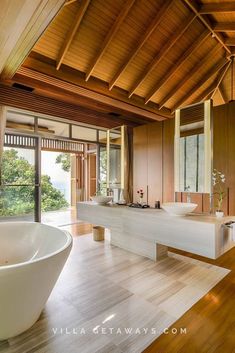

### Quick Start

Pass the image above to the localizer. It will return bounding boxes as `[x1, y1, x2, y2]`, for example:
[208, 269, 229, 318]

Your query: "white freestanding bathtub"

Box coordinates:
[0, 222, 73, 340]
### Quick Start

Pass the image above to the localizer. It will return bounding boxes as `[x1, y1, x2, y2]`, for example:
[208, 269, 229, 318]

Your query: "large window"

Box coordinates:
[0, 138, 38, 222]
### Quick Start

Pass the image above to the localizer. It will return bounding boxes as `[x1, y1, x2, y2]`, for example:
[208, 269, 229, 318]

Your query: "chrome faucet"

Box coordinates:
[185, 186, 191, 203]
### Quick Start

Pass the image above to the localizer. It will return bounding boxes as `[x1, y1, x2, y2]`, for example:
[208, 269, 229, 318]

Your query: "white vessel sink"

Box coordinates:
[91, 195, 113, 205]
[162, 202, 197, 216]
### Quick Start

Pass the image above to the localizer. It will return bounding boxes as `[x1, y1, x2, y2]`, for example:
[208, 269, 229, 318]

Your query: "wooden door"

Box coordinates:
[87, 153, 97, 200]
[71, 153, 84, 206]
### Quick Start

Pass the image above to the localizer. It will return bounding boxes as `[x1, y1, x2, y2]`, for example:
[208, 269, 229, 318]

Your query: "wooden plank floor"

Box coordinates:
[0, 222, 231, 353]
[143, 246, 235, 353]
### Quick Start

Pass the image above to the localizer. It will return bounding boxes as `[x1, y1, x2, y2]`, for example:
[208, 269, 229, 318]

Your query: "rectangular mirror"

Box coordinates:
[175, 100, 212, 193]
[106, 126, 126, 202]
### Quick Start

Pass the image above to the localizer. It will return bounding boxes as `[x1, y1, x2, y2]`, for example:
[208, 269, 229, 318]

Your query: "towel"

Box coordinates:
[232, 223, 235, 242]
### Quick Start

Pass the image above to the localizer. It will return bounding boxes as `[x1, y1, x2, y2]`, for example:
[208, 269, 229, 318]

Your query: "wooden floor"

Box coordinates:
[144, 246, 235, 353]
[0, 222, 231, 353]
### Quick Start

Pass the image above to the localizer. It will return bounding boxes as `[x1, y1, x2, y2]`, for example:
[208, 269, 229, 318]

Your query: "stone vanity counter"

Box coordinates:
[77, 202, 235, 261]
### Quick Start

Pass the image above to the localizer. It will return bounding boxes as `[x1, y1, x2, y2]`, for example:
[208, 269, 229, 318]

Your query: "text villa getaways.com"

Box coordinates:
[52, 326, 187, 336]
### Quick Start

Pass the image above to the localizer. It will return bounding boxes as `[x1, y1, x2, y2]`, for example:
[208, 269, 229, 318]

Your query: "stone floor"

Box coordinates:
[1, 231, 230, 353]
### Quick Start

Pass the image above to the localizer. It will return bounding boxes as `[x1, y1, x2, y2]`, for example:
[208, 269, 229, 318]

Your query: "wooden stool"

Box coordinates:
[93, 226, 105, 241]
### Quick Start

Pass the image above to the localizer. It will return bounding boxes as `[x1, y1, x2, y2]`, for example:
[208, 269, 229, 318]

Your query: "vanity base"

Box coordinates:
[111, 230, 168, 261]
[77, 202, 235, 261]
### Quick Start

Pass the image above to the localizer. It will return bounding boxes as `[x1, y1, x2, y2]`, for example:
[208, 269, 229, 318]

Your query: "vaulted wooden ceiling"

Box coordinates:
[2, 0, 235, 122]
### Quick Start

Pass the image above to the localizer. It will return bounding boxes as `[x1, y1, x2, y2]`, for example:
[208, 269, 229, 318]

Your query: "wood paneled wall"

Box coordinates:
[0, 84, 138, 129]
[133, 102, 235, 215]
[133, 119, 174, 207]
[213, 102, 235, 215]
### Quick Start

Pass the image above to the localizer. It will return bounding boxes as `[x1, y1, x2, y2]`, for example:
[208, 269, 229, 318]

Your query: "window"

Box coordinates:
[37, 119, 69, 137]
[72, 126, 97, 141]
[179, 134, 204, 192]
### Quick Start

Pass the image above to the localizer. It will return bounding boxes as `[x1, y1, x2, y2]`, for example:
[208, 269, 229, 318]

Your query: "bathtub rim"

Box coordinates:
[0, 222, 73, 270]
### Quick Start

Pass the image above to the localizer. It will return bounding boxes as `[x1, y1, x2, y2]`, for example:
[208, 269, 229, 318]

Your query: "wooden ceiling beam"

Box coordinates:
[225, 38, 235, 46]
[218, 87, 227, 103]
[16, 63, 169, 121]
[194, 82, 218, 103]
[193, 64, 230, 103]
[24, 52, 171, 118]
[211, 61, 231, 99]
[0, 0, 66, 80]
[172, 57, 230, 110]
[64, 0, 77, 6]
[182, 0, 231, 54]
[56, 0, 91, 70]
[128, 14, 195, 99]
[85, 0, 135, 82]
[159, 45, 222, 109]
[143, 29, 210, 104]
[214, 23, 235, 32]
[199, 2, 235, 14]
[108, 0, 173, 90]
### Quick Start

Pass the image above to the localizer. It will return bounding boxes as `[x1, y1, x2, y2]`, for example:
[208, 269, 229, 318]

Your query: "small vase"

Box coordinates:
[139, 197, 143, 205]
[215, 211, 224, 218]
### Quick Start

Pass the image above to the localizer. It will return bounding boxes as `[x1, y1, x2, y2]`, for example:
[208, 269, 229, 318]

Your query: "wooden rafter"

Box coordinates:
[211, 61, 231, 99]
[225, 38, 235, 46]
[17, 64, 170, 121]
[143, 29, 210, 104]
[108, 0, 173, 90]
[182, 0, 231, 54]
[172, 57, 230, 110]
[85, 0, 135, 82]
[24, 52, 172, 118]
[0, 0, 66, 80]
[56, 0, 91, 70]
[128, 14, 195, 99]
[218, 87, 227, 103]
[195, 82, 219, 103]
[159, 45, 222, 109]
[195, 64, 230, 103]
[214, 23, 235, 32]
[64, 0, 77, 6]
[199, 2, 235, 14]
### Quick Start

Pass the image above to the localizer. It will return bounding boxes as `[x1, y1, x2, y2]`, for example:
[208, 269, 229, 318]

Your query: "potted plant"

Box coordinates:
[137, 189, 144, 205]
[213, 169, 226, 218]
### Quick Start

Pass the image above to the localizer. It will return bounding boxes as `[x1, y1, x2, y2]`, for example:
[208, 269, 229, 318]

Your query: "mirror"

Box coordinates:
[106, 126, 126, 202]
[174, 100, 212, 193]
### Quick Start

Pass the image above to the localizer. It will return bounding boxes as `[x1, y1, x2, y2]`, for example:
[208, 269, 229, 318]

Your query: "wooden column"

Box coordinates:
[0, 105, 7, 168]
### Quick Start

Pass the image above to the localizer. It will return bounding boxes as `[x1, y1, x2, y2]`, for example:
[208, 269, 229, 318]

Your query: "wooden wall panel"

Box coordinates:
[181, 192, 203, 213]
[228, 103, 235, 215]
[133, 125, 148, 204]
[213, 103, 229, 215]
[162, 119, 174, 203]
[147, 122, 163, 206]
[134, 102, 235, 215]
[0, 84, 137, 129]
[133, 119, 174, 207]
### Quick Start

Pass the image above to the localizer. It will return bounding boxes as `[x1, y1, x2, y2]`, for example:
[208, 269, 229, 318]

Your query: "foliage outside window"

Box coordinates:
[0, 149, 68, 217]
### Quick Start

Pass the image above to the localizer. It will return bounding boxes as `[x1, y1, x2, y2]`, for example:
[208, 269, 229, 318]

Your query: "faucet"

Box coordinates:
[185, 186, 191, 203]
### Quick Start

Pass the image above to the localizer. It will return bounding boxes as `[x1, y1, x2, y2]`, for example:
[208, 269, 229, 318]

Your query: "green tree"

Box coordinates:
[0, 149, 68, 216]
[55, 153, 71, 172]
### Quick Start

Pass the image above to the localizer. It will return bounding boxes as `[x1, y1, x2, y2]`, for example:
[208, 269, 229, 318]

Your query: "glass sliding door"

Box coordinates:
[0, 134, 40, 222]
